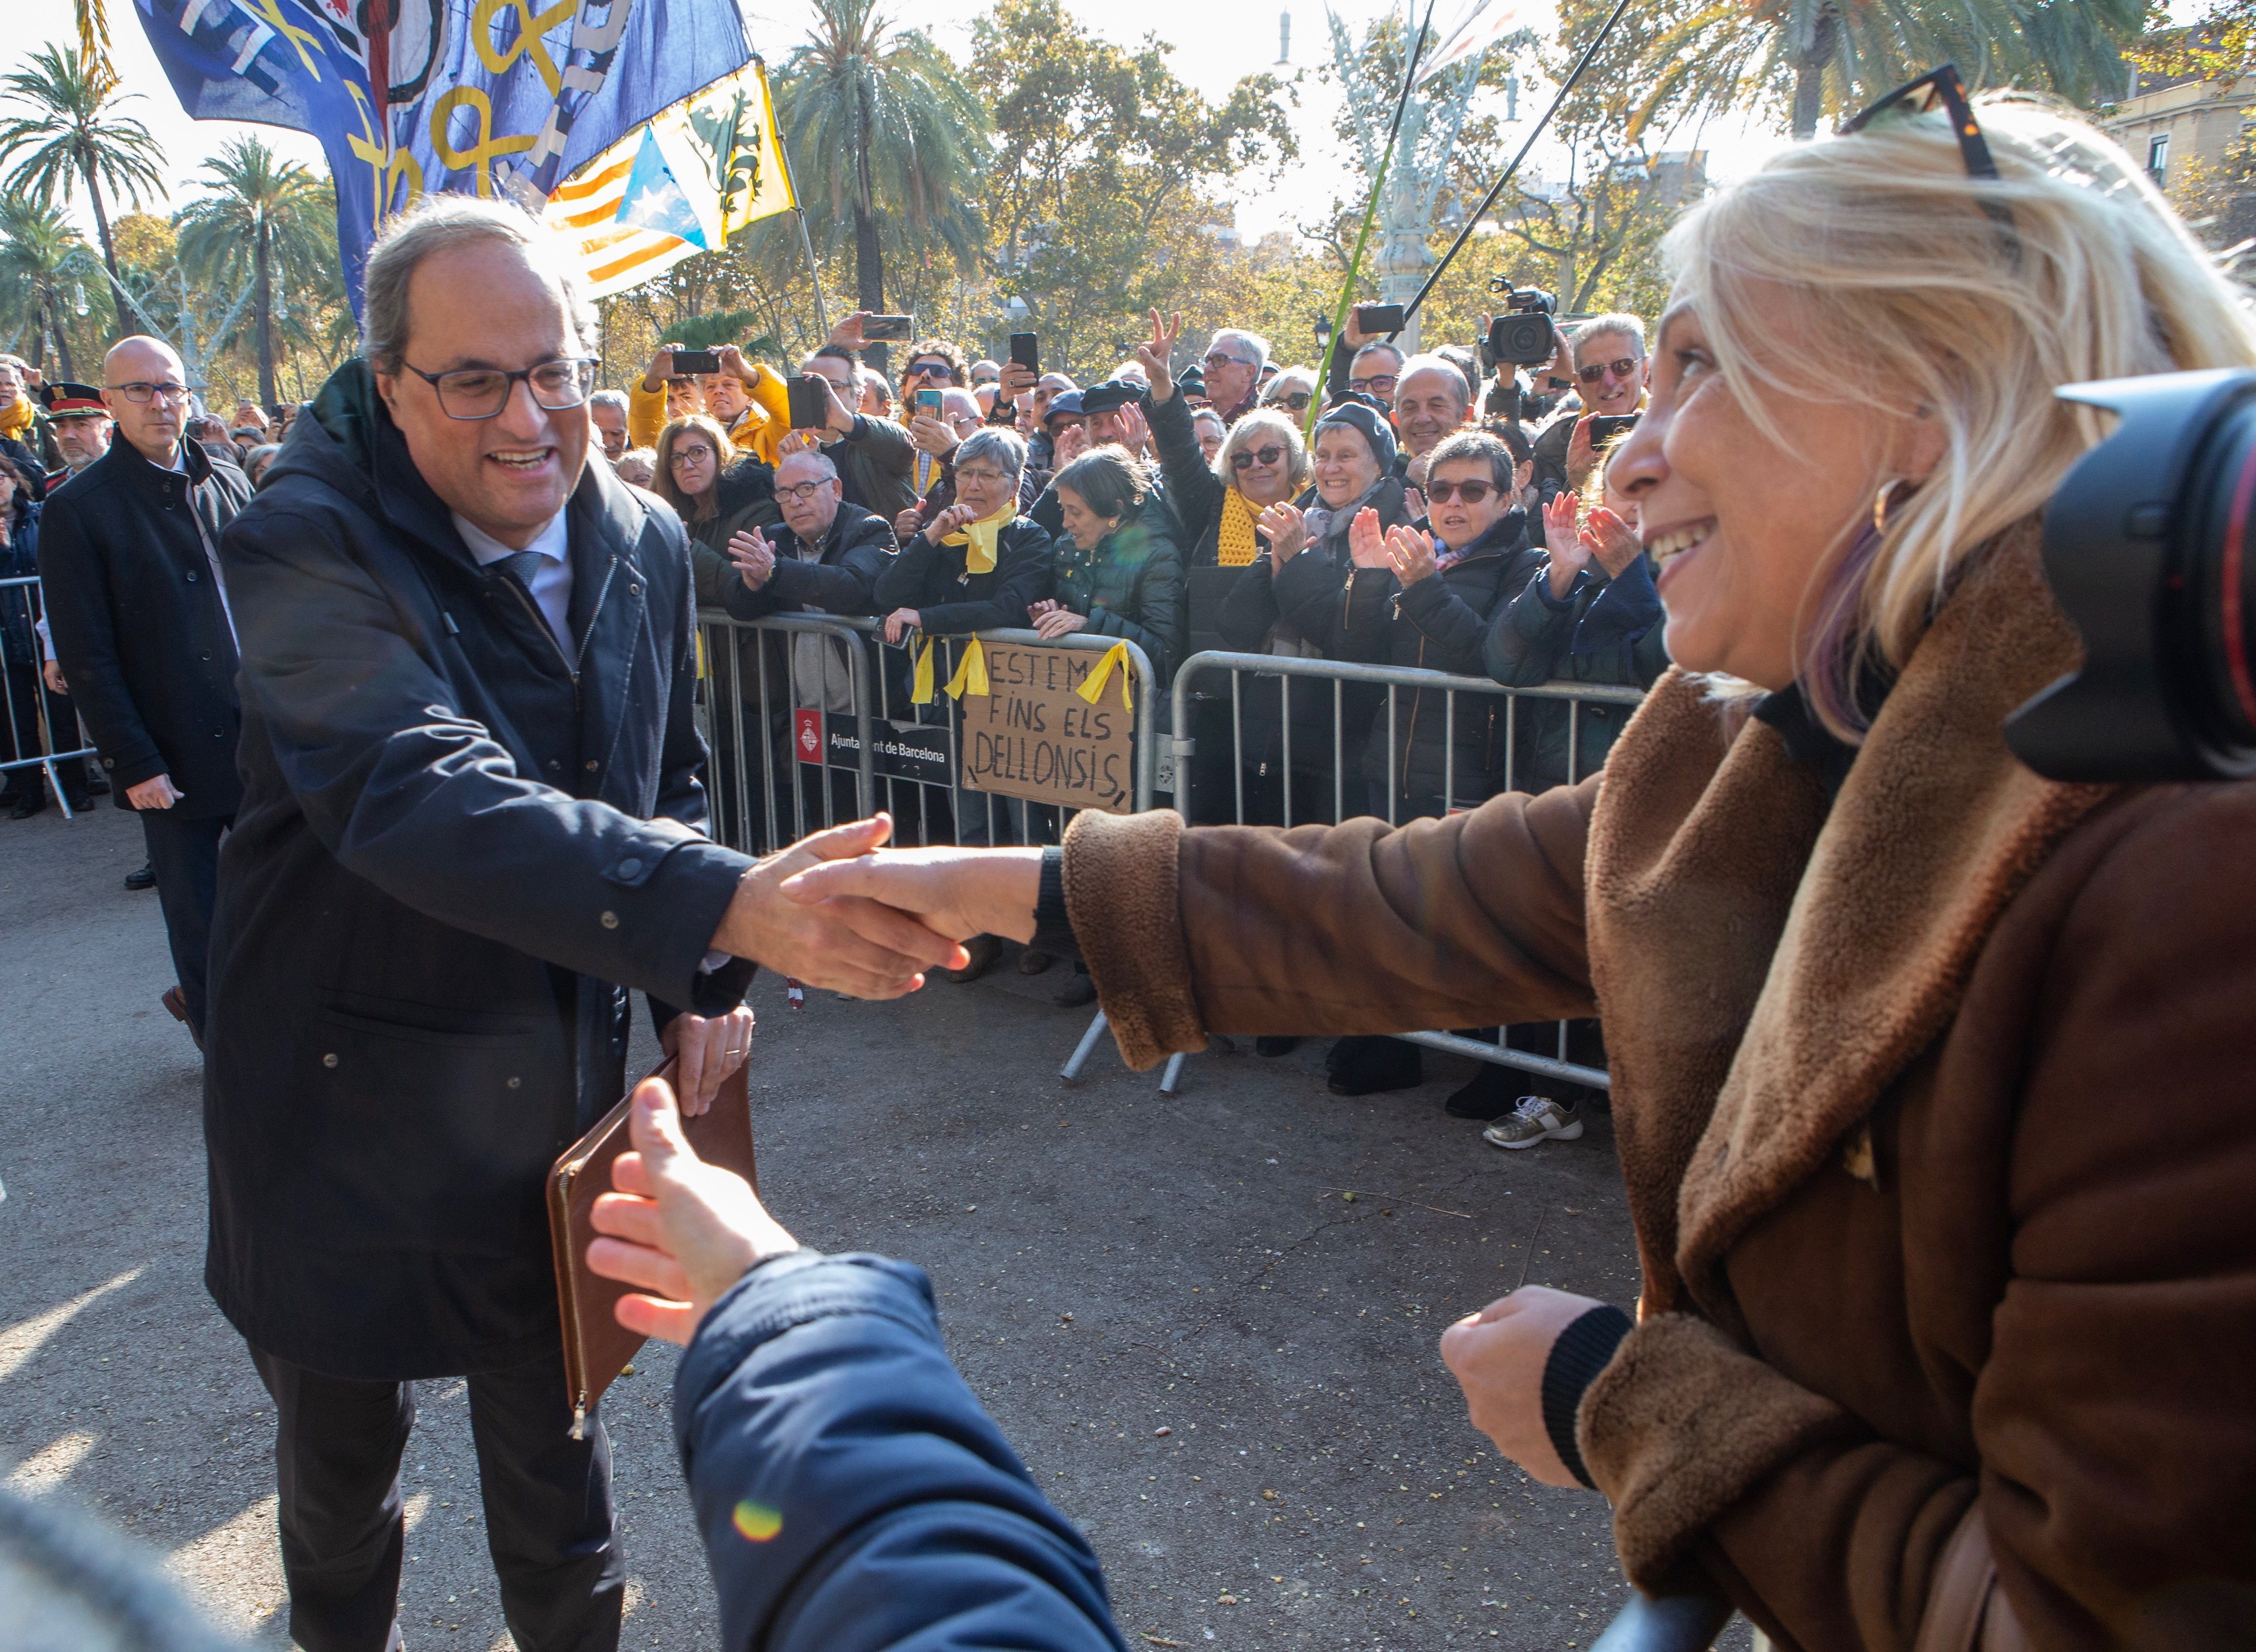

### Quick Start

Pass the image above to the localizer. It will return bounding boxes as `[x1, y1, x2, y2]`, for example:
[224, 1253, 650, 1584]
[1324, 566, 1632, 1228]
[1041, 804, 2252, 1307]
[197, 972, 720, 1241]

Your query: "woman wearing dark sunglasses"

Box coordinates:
[786, 82, 2256, 1652]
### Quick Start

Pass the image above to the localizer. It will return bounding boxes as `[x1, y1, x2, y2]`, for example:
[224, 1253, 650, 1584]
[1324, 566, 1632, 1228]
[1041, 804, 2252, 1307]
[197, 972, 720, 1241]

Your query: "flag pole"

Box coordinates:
[753, 56, 831, 342]
[1394, 0, 1637, 328]
[1308, 0, 1441, 437]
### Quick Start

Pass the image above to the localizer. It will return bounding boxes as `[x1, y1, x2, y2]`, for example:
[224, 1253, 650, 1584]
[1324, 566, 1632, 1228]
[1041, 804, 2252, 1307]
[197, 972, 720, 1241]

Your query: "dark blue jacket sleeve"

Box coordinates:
[676, 1252, 1128, 1652]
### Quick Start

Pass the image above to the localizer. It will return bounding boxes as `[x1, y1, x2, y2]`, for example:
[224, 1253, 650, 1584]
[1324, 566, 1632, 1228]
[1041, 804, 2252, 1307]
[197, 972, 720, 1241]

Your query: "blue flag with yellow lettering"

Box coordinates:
[133, 0, 755, 315]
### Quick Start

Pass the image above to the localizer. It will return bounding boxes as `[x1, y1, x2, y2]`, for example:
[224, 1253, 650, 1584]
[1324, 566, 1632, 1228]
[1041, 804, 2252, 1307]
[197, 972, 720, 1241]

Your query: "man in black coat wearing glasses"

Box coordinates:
[209, 197, 962, 1652]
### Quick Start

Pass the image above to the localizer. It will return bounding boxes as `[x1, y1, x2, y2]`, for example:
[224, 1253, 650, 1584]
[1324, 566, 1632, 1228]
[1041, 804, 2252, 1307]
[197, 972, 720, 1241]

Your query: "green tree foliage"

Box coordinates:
[0, 43, 167, 334]
[174, 137, 336, 407]
[774, 0, 988, 368]
[1621, 0, 2142, 142]
[972, 0, 1298, 374]
[0, 198, 110, 379]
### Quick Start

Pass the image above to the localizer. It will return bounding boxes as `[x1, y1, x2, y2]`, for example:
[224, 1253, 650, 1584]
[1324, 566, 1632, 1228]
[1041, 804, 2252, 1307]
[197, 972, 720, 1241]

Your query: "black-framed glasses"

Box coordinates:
[1841, 64, 2015, 239]
[904, 360, 952, 381]
[1578, 358, 1642, 384]
[400, 357, 597, 420]
[1230, 445, 1286, 470]
[106, 380, 193, 406]
[1349, 374, 1398, 394]
[1266, 390, 1313, 411]
[777, 479, 836, 502]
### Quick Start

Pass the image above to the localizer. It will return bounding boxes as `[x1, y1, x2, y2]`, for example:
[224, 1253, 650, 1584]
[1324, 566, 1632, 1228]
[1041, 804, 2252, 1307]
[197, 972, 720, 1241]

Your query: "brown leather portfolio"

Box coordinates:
[547, 1056, 758, 1436]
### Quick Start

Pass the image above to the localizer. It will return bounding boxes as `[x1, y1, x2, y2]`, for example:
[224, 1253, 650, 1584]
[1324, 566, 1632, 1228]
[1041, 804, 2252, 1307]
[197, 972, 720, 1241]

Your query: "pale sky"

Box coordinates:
[2, 0, 1785, 252]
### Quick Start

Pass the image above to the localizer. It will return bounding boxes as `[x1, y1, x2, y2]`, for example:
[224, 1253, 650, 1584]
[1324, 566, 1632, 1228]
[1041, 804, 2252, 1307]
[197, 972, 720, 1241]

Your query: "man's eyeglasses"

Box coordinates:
[1349, 374, 1398, 395]
[1577, 358, 1642, 384]
[777, 479, 834, 503]
[904, 361, 952, 381]
[1840, 64, 2013, 234]
[1203, 351, 1255, 372]
[1230, 445, 1287, 470]
[106, 381, 193, 406]
[400, 357, 598, 421]
[1425, 479, 1497, 504]
[1266, 391, 1313, 411]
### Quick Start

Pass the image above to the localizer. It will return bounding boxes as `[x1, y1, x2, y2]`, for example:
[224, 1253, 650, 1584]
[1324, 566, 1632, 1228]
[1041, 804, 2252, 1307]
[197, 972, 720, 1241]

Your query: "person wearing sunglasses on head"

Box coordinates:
[1529, 312, 1649, 507]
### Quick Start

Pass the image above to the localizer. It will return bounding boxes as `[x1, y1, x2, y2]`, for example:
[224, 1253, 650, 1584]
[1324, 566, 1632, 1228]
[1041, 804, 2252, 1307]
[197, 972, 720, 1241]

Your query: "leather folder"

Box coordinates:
[547, 1055, 758, 1437]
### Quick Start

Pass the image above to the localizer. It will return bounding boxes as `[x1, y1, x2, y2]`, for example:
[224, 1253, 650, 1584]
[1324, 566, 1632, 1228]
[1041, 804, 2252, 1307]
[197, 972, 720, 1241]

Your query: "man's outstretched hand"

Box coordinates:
[709, 815, 970, 997]
[586, 1077, 798, 1345]
[781, 845, 1045, 946]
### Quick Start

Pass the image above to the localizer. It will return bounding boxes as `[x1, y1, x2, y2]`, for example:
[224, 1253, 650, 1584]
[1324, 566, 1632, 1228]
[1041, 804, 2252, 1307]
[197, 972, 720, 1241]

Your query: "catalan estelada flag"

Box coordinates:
[543, 59, 797, 299]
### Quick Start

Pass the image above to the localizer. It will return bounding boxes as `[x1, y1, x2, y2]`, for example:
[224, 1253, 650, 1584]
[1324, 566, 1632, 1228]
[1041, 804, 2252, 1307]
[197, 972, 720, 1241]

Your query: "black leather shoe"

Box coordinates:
[8, 793, 44, 820]
[1445, 1061, 1515, 1119]
[124, 861, 156, 891]
[1053, 970, 1097, 1007]
[1255, 1036, 1300, 1057]
[1326, 1036, 1424, 1097]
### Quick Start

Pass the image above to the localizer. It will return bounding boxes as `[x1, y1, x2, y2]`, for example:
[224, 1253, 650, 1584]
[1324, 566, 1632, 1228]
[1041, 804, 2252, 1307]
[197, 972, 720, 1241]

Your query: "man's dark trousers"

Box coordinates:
[249, 1344, 622, 1652]
[139, 808, 228, 1033]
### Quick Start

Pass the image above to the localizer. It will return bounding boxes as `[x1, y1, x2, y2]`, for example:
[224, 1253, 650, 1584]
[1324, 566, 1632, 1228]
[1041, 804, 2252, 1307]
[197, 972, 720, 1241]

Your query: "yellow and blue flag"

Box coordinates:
[541, 60, 797, 299]
[134, 0, 757, 314]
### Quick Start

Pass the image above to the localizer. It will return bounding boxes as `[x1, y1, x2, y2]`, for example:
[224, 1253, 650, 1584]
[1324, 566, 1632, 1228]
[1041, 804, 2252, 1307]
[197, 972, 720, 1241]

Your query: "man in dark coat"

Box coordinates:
[207, 197, 960, 1652]
[39, 336, 253, 1040]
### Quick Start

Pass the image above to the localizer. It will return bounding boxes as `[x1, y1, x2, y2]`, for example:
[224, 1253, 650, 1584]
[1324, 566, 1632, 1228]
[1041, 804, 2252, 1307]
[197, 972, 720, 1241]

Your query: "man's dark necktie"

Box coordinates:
[497, 549, 547, 596]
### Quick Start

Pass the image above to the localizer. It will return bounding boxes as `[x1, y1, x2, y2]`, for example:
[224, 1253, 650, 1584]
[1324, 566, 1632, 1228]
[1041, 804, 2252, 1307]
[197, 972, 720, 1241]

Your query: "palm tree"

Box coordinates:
[174, 138, 334, 407]
[0, 43, 166, 333]
[74, 1, 115, 77]
[776, 0, 986, 368]
[0, 198, 108, 380]
[1624, 0, 2143, 143]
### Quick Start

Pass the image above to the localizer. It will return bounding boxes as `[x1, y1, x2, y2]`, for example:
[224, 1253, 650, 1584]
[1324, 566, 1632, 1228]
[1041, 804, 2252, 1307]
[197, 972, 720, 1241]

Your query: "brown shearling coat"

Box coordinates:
[1058, 528, 2256, 1650]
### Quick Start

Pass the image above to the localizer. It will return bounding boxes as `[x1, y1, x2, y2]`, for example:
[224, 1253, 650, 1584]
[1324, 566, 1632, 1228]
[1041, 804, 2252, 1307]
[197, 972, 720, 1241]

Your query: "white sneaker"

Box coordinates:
[1482, 1095, 1583, 1150]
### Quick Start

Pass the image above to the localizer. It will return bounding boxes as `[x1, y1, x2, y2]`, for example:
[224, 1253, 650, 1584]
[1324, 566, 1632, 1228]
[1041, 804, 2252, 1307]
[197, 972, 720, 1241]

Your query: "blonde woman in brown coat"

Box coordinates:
[786, 89, 2256, 1649]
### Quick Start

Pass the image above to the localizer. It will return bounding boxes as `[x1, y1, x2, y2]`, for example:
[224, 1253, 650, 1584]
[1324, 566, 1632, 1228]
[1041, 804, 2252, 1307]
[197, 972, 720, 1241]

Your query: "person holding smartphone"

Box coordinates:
[1530, 314, 1650, 507]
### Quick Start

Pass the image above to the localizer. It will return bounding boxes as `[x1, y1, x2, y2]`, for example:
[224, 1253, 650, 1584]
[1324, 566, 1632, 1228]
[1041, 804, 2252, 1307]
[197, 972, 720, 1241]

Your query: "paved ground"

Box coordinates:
[0, 802, 1738, 1650]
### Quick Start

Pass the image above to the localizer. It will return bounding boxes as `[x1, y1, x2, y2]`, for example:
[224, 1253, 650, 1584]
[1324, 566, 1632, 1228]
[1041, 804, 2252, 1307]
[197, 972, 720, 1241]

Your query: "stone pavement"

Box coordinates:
[0, 801, 1742, 1650]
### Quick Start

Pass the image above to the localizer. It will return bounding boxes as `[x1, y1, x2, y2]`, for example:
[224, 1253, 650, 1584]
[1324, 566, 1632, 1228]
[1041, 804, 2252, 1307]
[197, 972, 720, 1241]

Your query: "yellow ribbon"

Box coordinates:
[947, 638, 990, 699]
[941, 502, 1017, 576]
[911, 636, 990, 704]
[1075, 641, 1134, 713]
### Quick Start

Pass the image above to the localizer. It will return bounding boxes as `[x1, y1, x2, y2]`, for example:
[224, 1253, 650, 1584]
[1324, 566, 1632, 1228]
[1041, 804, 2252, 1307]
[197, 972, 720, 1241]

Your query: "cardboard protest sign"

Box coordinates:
[958, 642, 1135, 813]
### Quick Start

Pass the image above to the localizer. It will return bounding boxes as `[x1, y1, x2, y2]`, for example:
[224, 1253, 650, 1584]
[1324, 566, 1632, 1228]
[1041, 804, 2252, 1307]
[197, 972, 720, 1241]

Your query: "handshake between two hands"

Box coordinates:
[712, 812, 1043, 1001]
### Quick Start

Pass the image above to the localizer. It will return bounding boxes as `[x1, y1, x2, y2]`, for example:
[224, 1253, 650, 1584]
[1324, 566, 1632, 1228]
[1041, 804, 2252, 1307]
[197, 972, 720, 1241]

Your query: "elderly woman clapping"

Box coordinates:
[1136, 310, 1311, 570]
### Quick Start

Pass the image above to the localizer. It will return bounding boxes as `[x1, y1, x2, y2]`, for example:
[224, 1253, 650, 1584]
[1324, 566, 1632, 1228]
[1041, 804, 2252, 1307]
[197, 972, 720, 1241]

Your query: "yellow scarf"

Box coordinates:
[1216, 487, 1261, 567]
[0, 398, 33, 442]
[941, 501, 1017, 575]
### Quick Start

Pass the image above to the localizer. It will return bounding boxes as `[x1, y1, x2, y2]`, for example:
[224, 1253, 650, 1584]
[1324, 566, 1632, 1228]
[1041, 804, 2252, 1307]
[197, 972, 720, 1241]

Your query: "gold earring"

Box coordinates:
[1872, 479, 1910, 533]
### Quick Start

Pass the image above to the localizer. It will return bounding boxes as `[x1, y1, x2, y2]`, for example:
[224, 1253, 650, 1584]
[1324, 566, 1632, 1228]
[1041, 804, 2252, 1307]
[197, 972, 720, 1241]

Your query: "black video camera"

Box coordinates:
[2008, 370, 2256, 782]
[1484, 286, 1558, 369]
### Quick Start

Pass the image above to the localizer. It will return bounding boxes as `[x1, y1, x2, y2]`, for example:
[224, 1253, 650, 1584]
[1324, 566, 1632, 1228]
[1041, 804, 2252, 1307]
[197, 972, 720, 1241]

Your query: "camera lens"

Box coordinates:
[2009, 369, 2256, 781]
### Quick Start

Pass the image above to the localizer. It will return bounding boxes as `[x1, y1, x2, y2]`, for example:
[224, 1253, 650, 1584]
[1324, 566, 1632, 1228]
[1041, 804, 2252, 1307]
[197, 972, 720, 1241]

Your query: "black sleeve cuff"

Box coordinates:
[1029, 845, 1082, 960]
[1541, 1303, 1634, 1488]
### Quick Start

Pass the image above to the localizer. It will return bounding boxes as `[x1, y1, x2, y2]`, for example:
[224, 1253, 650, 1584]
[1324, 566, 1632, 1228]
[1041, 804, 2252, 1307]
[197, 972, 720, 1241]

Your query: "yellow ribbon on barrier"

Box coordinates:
[912, 637, 936, 704]
[1075, 641, 1134, 713]
[946, 638, 990, 699]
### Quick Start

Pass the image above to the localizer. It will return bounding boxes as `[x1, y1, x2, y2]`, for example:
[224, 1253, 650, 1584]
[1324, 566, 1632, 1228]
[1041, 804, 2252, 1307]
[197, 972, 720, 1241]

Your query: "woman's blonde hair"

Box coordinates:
[653, 415, 735, 521]
[1215, 407, 1313, 496]
[1666, 91, 2256, 736]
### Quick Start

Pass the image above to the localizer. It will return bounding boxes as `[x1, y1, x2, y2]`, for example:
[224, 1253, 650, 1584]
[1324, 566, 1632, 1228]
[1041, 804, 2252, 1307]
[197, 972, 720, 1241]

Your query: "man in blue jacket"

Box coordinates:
[211, 196, 963, 1652]
[588, 1077, 1128, 1652]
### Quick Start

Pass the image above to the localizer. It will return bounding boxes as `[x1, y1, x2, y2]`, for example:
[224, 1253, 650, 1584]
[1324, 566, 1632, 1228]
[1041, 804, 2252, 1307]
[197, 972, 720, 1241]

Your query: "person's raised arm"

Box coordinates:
[588, 1076, 1126, 1652]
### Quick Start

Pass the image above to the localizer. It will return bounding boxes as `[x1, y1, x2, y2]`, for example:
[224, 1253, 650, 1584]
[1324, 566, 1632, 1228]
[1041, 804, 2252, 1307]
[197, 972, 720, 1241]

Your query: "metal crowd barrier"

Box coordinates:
[692, 611, 1157, 855]
[0, 575, 98, 820]
[1166, 649, 1649, 1096]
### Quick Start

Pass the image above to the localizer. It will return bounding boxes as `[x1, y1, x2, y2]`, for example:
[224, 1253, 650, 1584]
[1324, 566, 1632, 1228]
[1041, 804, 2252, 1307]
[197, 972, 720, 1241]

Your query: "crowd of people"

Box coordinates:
[14, 77, 2256, 1652]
